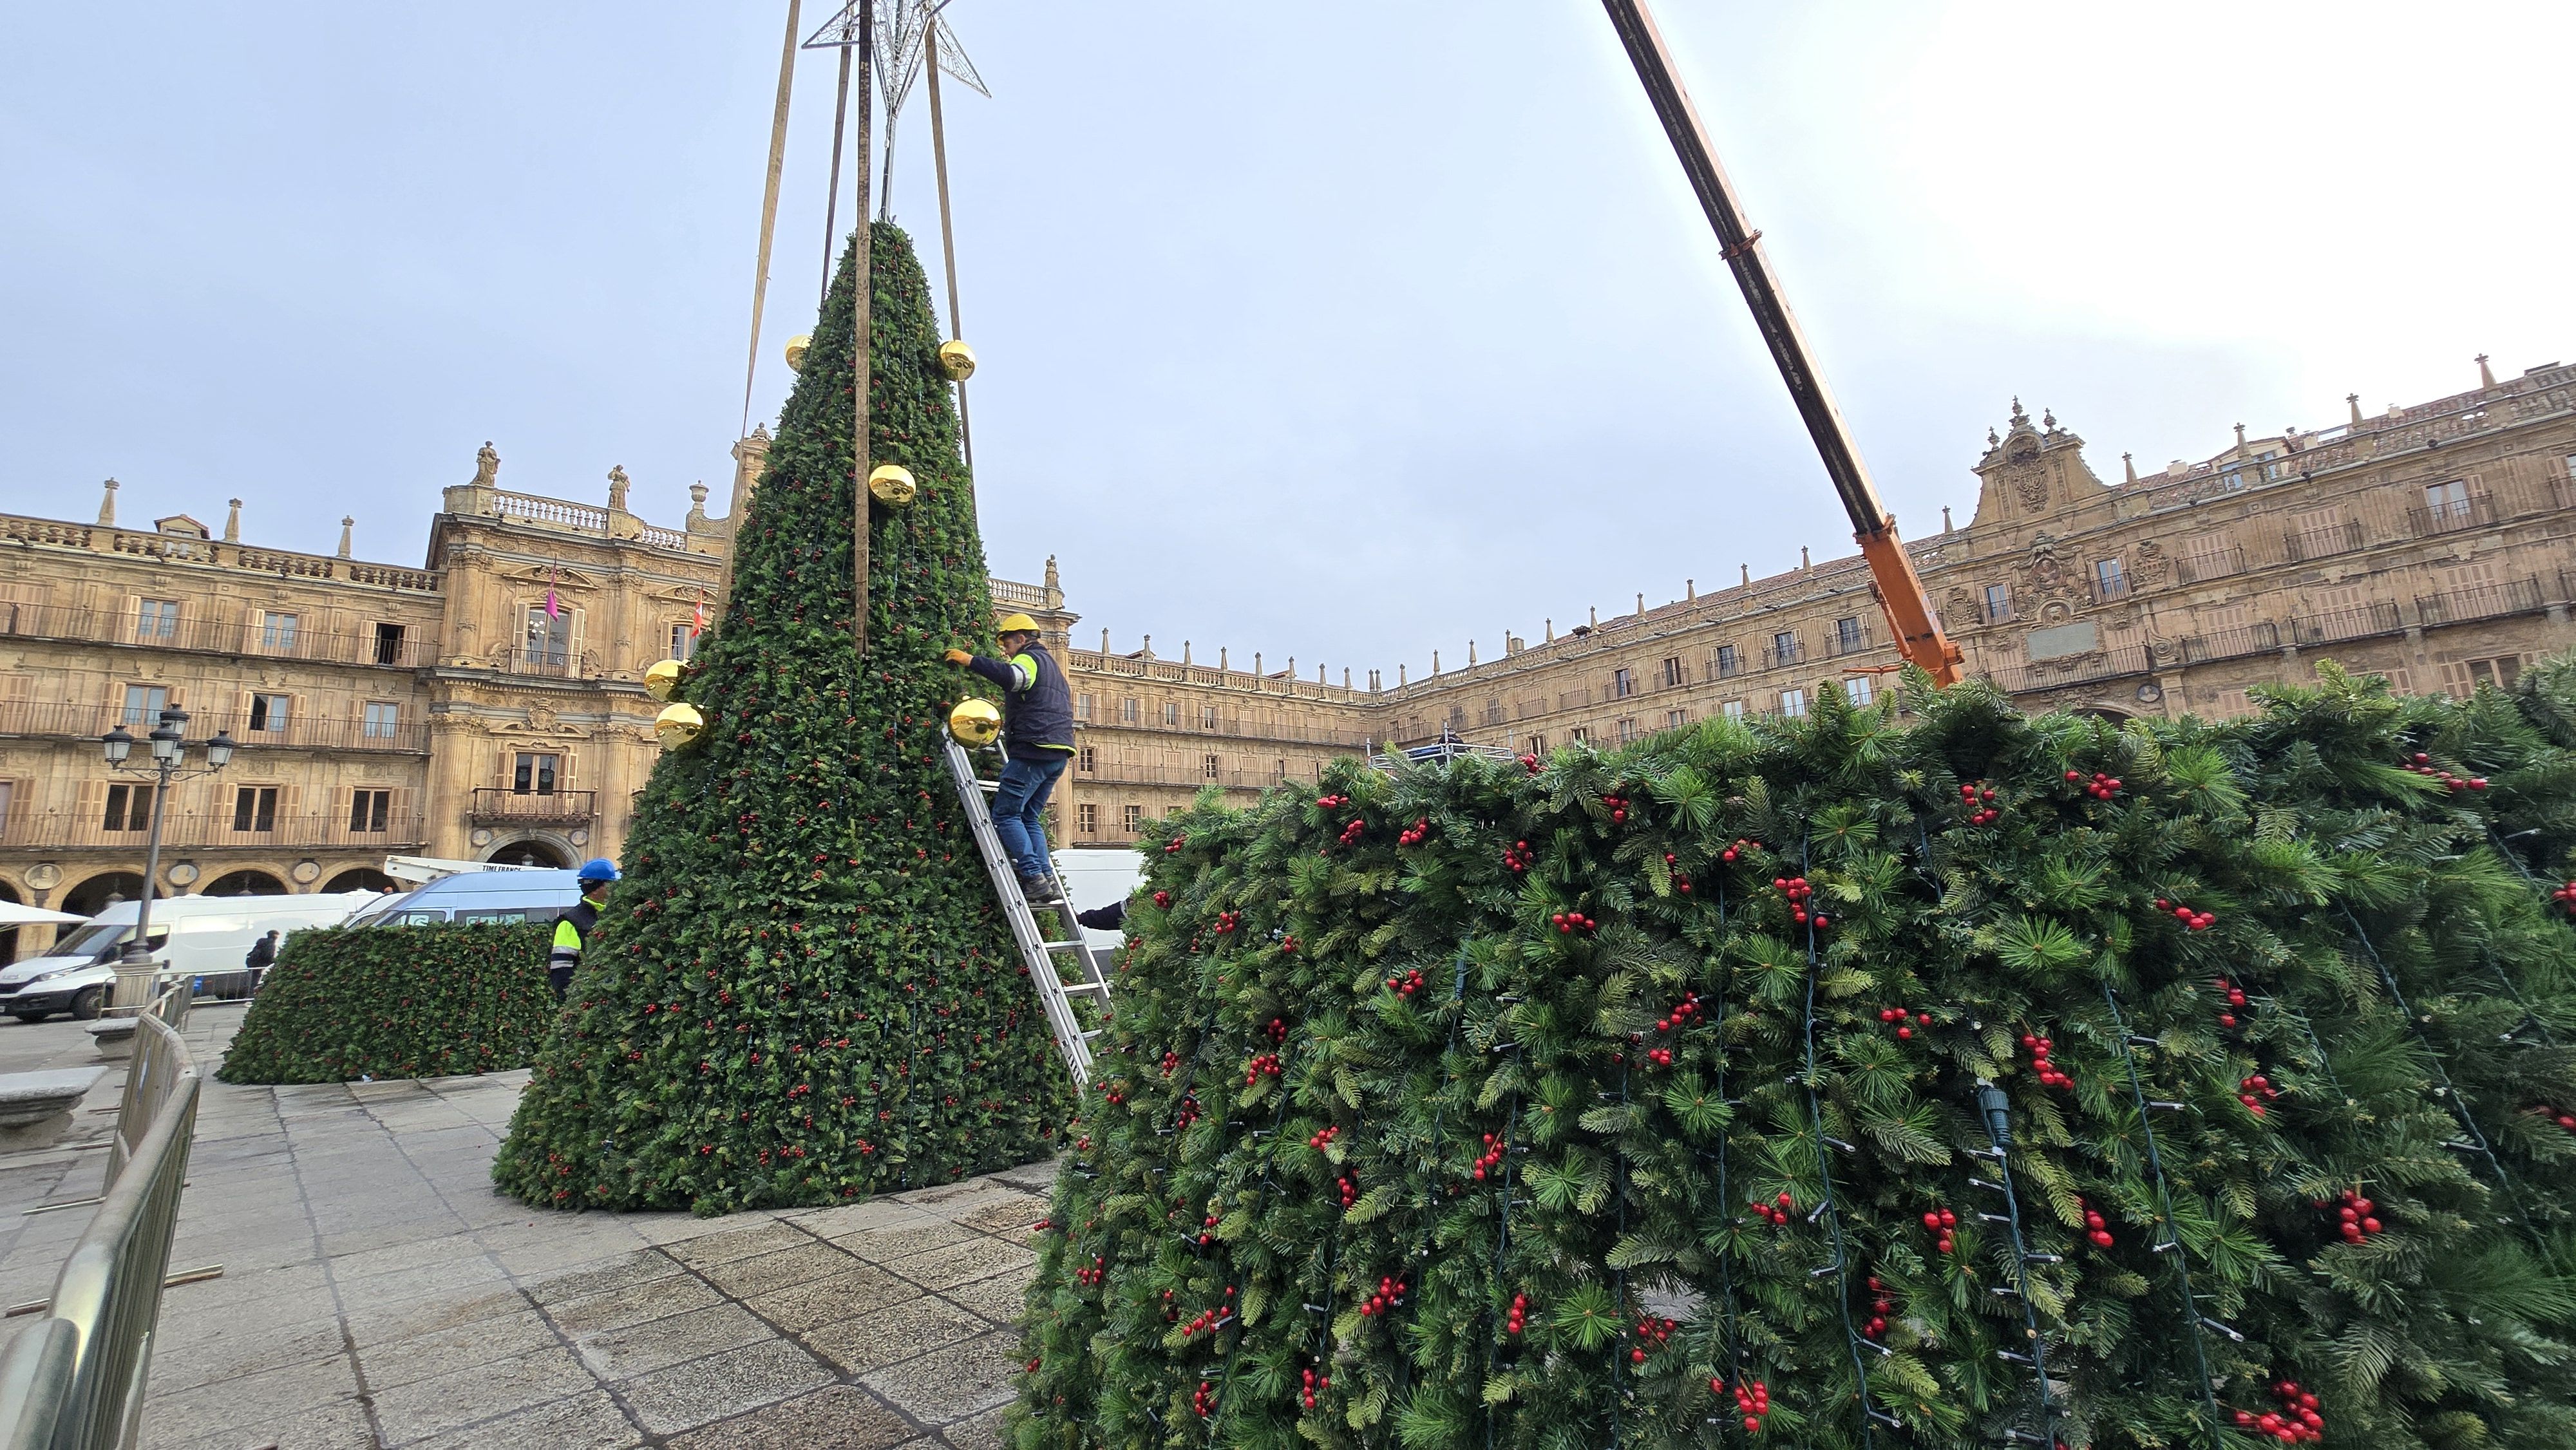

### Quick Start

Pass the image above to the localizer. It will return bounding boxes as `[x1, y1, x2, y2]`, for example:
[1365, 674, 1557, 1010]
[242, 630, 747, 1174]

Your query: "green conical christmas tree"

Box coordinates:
[493, 223, 1070, 1214]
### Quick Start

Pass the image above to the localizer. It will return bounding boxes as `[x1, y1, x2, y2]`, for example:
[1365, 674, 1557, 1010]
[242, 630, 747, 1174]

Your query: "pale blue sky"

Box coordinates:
[5, 2, 2570, 677]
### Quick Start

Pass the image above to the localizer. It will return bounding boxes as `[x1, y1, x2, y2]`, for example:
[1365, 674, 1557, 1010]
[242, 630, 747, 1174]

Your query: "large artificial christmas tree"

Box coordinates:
[1014, 664, 2576, 1449]
[493, 223, 1068, 1214]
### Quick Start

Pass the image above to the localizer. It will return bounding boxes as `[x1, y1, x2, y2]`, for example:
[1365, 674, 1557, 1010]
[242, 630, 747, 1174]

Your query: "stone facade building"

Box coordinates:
[5, 355, 2572, 956]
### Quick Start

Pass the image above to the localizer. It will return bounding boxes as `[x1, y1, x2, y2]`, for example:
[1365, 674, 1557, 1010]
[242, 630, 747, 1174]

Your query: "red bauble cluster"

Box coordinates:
[1878, 1006, 1930, 1040]
[1337, 817, 1365, 847]
[1151, 889, 1171, 909]
[2068, 768, 2123, 799]
[1719, 835, 1764, 863]
[1308, 1124, 1341, 1151]
[2400, 751, 2486, 793]
[2154, 897, 2217, 931]
[1191, 1380, 1216, 1418]
[2078, 1195, 2114, 1248]
[1397, 817, 1430, 847]
[2322, 1189, 2382, 1243]
[2020, 1032, 2070, 1089]
[1662, 851, 1694, 893]
[1863, 1274, 1895, 1337]
[1602, 792, 1631, 825]
[1551, 910, 1600, 936]
[1775, 876, 1829, 928]
[1243, 1053, 1282, 1086]
[1519, 752, 1542, 774]
[1958, 780, 2001, 825]
[1163, 834, 1187, 855]
[2213, 976, 2249, 1028]
[1922, 1205, 1958, 1253]
[1627, 1315, 1676, 1363]
[1504, 1292, 1530, 1337]
[2532, 1104, 2576, 1133]
[1074, 1254, 1105, 1287]
[2232, 1380, 2327, 1443]
[1214, 910, 1241, 934]
[1384, 968, 1426, 997]
[1317, 794, 1349, 810]
[2237, 1072, 2281, 1117]
[1712, 1377, 1771, 1433]
[1503, 839, 1535, 874]
[1298, 1366, 1331, 1409]
[1749, 1191, 1792, 1226]
[1357, 1274, 1409, 1317]
[1470, 1132, 1506, 1180]
[1159, 1050, 1180, 1078]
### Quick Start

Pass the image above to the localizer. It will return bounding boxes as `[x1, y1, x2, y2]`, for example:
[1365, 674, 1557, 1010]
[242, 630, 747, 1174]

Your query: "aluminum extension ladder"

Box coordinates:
[942, 739, 1113, 1088]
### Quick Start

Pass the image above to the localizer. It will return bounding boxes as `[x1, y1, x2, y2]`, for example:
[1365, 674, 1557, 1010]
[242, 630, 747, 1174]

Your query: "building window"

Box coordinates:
[1666, 710, 1687, 730]
[1772, 630, 1797, 661]
[1078, 746, 1097, 773]
[1722, 700, 1745, 722]
[260, 611, 299, 652]
[1781, 688, 1808, 719]
[668, 623, 697, 662]
[523, 607, 569, 668]
[2425, 478, 2472, 523]
[102, 784, 153, 832]
[513, 752, 560, 795]
[1166, 805, 1186, 818]
[1835, 617, 1863, 651]
[121, 685, 169, 726]
[1273, 760, 1287, 779]
[1202, 706, 1218, 730]
[1077, 803, 1098, 835]
[1075, 693, 1094, 722]
[374, 622, 406, 665]
[1203, 755, 1221, 780]
[1844, 676, 1873, 706]
[1121, 697, 1139, 724]
[1526, 733, 1546, 755]
[1571, 727, 1590, 745]
[1616, 717, 1636, 743]
[1715, 644, 1740, 678]
[136, 599, 179, 641]
[1162, 701, 1180, 727]
[232, 786, 279, 833]
[1984, 583, 2012, 622]
[2092, 558, 2127, 599]
[247, 693, 291, 733]
[1613, 668, 1635, 699]
[1123, 804, 1144, 834]
[349, 788, 392, 833]
[1660, 655, 1685, 688]
[363, 702, 399, 739]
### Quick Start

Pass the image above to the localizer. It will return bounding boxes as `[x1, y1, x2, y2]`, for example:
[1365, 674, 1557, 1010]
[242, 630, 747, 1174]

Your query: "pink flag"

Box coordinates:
[691, 596, 707, 636]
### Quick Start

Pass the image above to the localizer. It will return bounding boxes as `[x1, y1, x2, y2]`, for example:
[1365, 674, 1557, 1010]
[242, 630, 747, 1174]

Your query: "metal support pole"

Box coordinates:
[923, 24, 974, 477]
[849, 0, 875, 651]
[819, 46, 853, 308]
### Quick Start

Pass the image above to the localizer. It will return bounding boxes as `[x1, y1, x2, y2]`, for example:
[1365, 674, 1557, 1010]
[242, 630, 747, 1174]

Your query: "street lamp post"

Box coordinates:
[99, 708, 237, 1012]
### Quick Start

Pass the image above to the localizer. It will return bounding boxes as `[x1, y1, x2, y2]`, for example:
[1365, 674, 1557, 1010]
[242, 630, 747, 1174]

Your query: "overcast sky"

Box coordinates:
[6, 2, 2571, 679]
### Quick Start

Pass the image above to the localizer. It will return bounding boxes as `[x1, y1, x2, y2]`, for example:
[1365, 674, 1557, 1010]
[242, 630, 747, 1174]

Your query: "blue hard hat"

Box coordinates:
[577, 858, 621, 883]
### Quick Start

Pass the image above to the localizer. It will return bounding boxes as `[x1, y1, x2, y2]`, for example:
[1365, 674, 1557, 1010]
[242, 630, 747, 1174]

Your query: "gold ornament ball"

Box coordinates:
[643, 659, 685, 701]
[867, 464, 918, 506]
[948, 698, 1002, 748]
[937, 339, 977, 381]
[784, 334, 811, 372]
[653, 702, 705, 749]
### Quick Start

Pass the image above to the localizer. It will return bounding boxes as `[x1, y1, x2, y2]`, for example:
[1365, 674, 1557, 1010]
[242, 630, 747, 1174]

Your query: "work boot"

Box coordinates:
[1018, 873, 1063, 903]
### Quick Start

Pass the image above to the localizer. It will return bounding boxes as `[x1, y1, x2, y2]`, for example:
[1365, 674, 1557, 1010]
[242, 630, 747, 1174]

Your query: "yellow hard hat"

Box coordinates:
[996, 613, 1040, 636]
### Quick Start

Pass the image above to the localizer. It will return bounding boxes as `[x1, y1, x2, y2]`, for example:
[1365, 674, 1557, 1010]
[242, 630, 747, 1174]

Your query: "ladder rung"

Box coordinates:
[1041, 939, 1085, 950]
[976, 780, 1000, 793]
[1061, 981, 1110, 995]
[1078, 1029, 1106, 1041]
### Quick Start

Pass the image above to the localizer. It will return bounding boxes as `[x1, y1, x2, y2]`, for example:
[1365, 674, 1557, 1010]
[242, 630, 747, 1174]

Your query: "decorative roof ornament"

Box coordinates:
[2041, 408, 2056, 430]
[2009, 396, 2029, 428]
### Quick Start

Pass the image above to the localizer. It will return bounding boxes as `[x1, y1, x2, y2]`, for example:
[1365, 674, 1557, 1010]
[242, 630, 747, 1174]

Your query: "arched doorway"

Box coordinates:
[204, 870, 290, 897]
[64, 872, 145, 919]
[485, 839, 567, 868]
[321, 867, 399, 894]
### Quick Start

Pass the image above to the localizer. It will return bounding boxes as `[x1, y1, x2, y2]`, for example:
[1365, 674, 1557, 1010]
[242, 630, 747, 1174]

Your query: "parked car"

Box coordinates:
[0, 892, 381, 1021]
[342, 869, 583, 928]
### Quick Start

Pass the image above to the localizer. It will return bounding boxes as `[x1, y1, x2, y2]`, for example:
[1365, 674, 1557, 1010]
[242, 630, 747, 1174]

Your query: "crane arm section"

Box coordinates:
[1598, 0, 1962, 686]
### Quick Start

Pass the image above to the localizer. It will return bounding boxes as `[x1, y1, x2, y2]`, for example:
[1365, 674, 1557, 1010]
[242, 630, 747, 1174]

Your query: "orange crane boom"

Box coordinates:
[1598, 0, 1962, 686]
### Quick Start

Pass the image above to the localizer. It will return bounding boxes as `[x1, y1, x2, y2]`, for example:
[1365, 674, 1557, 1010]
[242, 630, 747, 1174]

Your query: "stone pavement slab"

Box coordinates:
[0, 1011, 1059, 1449]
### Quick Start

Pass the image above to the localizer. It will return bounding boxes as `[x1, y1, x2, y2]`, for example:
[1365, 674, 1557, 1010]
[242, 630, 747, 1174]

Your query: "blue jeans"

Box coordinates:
[991, 752, 1068, 880]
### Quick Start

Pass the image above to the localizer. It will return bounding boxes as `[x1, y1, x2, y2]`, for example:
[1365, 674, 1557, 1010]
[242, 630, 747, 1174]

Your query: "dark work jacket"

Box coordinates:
[245, 936, 278, 970]
[967, 641, 1075, 761]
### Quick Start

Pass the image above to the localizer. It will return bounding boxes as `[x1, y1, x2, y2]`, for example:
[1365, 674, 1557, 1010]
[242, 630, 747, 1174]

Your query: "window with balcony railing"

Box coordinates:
[261, 612, 300, 652]
[363, 702, 400, 739]
[1983, 583, 2012, 623]
[103, 784, 153, 833]
[2092, 558, 2128, 600]
[137, 600, 178, 641]
[1834, 617, 1864, 652]
[1613, 668, 1635, 699]
[247, 693, 291, 735]
[1714, 645, 1741, 679]
[1781, 688, 1807, 719]
[120, 685, 167, 727]
[349, 789, 392, 833]
[1660, 656, 1684, 689]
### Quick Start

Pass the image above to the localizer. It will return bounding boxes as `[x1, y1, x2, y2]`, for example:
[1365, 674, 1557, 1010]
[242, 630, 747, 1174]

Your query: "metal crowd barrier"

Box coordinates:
[0, 990, 202, 1450]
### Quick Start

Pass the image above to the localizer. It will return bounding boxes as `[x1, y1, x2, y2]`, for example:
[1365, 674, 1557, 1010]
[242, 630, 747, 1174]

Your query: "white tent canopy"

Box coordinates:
[0, 901, 86, 927]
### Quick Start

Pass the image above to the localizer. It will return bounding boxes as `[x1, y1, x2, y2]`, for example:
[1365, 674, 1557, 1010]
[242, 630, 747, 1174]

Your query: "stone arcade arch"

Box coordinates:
[484, 838, 568, 869]
[204, 870, 290, 897]
[321, 867, 399, 894]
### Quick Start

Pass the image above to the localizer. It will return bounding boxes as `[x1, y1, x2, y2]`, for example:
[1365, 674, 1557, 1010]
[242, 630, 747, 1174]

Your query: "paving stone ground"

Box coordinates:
[0, 1010, 1056, 1450]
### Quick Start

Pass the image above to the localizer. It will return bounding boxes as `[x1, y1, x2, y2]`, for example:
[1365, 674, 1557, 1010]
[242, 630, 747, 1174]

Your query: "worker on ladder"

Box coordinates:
[944, 613, 1076, 900]
[547, 858, 619, 1001]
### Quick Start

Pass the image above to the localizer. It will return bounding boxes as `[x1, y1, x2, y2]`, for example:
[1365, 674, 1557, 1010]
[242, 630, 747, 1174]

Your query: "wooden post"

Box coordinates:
[850, 0, 875, 651]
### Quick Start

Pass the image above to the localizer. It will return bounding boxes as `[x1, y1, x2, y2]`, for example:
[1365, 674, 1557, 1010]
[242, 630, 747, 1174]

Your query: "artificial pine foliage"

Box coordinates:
[491, 223, 1068, 1214]
[216, 924, 554, 1084]
[1014, 664, 2576, 1450]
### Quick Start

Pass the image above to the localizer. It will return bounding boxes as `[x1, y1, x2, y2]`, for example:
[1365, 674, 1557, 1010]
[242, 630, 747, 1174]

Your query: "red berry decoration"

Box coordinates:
[2237, 1071, 2282, 1118]
[1749, 1190, 1793, 1227]
[1244, 1053, 1283, 1086]
[2552, 881, 2576, 919]
[2019, 1031, 2071, 1089]
[1151, 889, 1171, 909]
[1164, 834, 1187, 855]
[1299, 1364, 1332, 1409]
[1627, 1315, 1676, 1364]
[2326, 1188, 2383, 1244]
[2071, 769, 2124, 800]
[1191, 1380, 1216, 1418]
[2212, 975, 2249, 1028]
[1519, 753, 1541, 774]
[1719, 836, 1763, 864]
[1383, 968, 1426, 997]
[1398, 817, 1430, 847]
[1714, 1377, 1771, 1433]
[1550, 911, 1600, 936]
[1502, 840, 1535, 874]
[1307, 1124, 1341, 1151]
[1602, 792, 1631, 825]
[2078, 1195, 2115, 1250]
[1468, 1133, 1505, 1181]
[1922, 1203, 1958, 1254]
[1775, 875, 1826, 927]
[1504, 1292, 1529, 1337]
[2533, 1104, 2576, 1134]
[1214, 910, 1241, 934]
[2230, 1378, 2327, 1443]
[1338, 817, 1365, 847]
[1958, 780, 2002, 825]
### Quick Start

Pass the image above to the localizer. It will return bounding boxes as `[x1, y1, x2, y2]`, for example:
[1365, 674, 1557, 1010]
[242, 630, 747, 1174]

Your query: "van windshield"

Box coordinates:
[49, 924, 168, 963]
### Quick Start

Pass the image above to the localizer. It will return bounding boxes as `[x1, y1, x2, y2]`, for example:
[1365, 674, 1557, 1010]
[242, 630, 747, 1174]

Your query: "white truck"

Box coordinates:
[0, 892, 380, 1022]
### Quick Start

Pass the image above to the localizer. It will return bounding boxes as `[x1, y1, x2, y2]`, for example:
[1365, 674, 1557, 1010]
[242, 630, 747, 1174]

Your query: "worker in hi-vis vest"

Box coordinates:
[548, 858, 620, 1000]
[944, 612, 1076, 899]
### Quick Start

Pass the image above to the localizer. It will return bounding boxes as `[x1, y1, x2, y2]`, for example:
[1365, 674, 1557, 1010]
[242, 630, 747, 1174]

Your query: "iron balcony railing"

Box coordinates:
[2288, 601, 2405, 646]
[2414, 577, 2543, 628]
[2175, 547, 2246, 584]
[2282, 520, 2365, 563]
[1987, 643, 2155, 695]
[5, 807, 427, 852]
[468, 788, 598, 825]
[1712, 654, 1746, 680]
[0, 701, 427, 754]
[1761, 643, 1805, 670]
[2407, 493, 2497, 537]
[0, 992, 200, 1449]
[0, 601, 436, 668]
[2179, 621, 2283, 665]
[1822, 628, 1874, 660]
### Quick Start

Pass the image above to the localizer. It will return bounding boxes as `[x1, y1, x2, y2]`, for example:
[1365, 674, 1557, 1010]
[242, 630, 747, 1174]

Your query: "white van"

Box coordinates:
[0, 892, 379, 1022]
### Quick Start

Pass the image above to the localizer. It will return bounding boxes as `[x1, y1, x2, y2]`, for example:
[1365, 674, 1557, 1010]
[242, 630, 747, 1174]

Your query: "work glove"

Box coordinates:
[943, 648, 973, 666]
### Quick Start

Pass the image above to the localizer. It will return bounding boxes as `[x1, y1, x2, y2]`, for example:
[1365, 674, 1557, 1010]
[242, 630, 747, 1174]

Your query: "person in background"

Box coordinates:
[549, 859, 620, 1001]
[943, 613, 1076, 899]
[244, 929, 281, 992]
